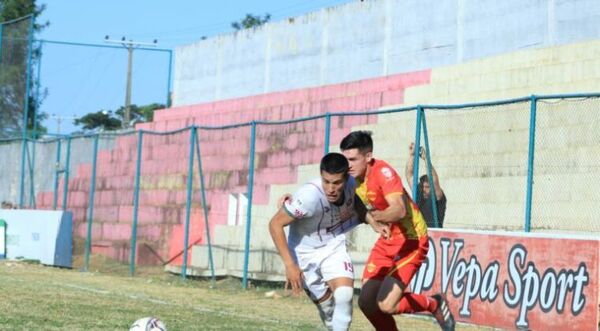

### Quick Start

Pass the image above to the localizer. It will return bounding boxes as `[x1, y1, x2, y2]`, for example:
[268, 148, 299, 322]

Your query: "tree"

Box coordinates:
[74, 103, 165, 132]
[73, 110, 121, 132]
[231, 13, 270, 30]
[0, 0, 49, 138]
[116, 103, 164, 123]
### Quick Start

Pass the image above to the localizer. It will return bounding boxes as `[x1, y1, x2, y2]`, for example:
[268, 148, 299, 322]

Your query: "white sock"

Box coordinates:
[316, 294, 334, 330]
[332, 287, 353, 331]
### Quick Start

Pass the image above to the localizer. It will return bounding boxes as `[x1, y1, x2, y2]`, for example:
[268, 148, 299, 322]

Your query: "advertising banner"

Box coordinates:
[411, 229, 599, 330]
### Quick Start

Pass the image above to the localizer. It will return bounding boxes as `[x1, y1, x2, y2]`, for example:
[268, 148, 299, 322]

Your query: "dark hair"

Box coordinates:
[339, 130, 373, 154]
[419, 175, 429, 193]
[320, 153, 349, 175]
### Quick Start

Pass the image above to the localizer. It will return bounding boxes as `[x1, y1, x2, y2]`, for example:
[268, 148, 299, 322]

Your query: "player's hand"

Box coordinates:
[409, 142, 426, 160]
[370, 221, 390, 239]
[284, 263, 303, 296]
[277, 193, 292, 209]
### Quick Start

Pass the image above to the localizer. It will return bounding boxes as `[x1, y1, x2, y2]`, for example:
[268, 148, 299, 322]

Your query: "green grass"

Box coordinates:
[0, 258, 491, 330]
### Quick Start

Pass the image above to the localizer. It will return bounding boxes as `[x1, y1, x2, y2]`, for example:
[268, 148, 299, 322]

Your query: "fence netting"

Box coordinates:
[0, 138, 22, 205]
[192, 125, 252, 277]
[334, 110, 411, 252]
[531, 97, 600, 233]
[0, 16, 32, 138]
[1, 94, 599, 281]
[421, 101, 530, 231]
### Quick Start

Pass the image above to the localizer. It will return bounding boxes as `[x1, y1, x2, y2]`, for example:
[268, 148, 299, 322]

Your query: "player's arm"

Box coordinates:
[407, 142, 444, 200]
[276, 193, 292, 209]
[405, 142, 417, 187]
[268, 207, 303, 295]
[369, 192, 407, 223]
[354, 195, 390, 238]
[429, 162, 444, 200]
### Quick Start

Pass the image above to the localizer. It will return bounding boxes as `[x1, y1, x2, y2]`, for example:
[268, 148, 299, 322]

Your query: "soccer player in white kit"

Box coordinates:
[269, 153, 385, 331]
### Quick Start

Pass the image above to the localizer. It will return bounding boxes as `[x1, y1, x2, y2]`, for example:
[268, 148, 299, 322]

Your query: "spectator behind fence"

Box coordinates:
[405, 143, 446, 228]
[1, 201, 16, 209]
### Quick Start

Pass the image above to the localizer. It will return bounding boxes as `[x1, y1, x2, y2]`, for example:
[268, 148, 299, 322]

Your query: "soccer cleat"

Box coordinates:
[432, 293, 456, 331]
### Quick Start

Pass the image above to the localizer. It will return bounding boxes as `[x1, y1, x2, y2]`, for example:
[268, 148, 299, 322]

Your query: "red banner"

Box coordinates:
[410, 229, 599, 330]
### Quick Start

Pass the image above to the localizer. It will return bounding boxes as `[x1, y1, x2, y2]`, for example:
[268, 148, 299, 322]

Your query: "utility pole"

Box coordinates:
[49, 114, 77, 134]
[104, 36, 157, 129]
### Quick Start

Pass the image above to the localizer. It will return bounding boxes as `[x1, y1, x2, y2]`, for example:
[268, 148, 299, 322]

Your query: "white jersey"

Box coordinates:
[284, 177, 361, 250]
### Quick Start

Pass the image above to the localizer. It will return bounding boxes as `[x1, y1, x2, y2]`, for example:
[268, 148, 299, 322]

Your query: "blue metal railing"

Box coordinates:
[3, 92, 600, 288]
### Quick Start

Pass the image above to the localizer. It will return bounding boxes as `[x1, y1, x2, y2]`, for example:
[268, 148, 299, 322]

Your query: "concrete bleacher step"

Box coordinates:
[401, 41, 600, 106]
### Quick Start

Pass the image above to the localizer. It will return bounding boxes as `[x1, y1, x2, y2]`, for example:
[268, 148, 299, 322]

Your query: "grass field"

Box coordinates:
[0, 258, 494, 330]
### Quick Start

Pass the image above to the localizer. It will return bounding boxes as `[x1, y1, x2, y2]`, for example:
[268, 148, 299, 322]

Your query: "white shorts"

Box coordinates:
[294, 238, 354, 301]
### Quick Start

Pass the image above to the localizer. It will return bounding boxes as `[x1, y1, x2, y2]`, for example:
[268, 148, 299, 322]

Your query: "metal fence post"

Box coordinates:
[62, 137, 72, 211]
[324, 113, 331, 154]
[420, 108, 440, 228]
[181, 127, 197, 279]
[84, 134, 99, 271]
[242, 122, 257, 289]
[26, 141, 36, 208]
[129, 131, 144, 276]
[411, 106, 424, 198]
[166, 50, 173, 107]
[18, 18, 35, 208]
[19, 139, 27, 208]
[195, 128, 216, 287]
[524, 95, 538, 232]
[52, 138, 61, 210]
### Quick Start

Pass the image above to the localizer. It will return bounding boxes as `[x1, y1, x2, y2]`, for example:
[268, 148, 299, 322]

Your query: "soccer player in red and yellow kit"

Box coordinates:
[340, 131, 455, 331]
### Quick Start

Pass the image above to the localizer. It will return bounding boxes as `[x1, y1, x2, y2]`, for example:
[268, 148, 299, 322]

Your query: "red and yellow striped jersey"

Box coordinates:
[355, 159, 428, 241]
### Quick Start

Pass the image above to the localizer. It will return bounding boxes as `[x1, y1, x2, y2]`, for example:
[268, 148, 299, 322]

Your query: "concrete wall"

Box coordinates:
[0, 137, 116, 207]
[4, 0, 600, 271]
[192, 40, 600, 280]
[173, 0, 600, 106]
[4, 40, 600, 268]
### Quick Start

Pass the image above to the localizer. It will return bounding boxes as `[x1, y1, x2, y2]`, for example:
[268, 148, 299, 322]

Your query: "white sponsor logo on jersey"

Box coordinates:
[381, 167, 394, 180]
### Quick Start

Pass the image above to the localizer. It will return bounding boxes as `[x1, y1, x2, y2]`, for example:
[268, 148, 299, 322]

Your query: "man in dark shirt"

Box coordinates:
[405, 143, 446, 228]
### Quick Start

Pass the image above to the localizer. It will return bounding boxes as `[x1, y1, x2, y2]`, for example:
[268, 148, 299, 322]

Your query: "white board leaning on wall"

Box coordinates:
[0, 209, 72, 268]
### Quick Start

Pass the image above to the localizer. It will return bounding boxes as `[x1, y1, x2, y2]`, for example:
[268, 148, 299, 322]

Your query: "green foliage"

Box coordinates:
[73, 110, 121, 131]
[231, 13, 271, 30]
[0, 0, 48, 138]
[115, 102, 165, 123]
[74, 103, 165, 132]
[0, 0, 47, 30]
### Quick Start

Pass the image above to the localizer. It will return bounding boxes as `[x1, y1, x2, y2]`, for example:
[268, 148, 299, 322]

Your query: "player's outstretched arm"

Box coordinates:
[429, 162, 444, 200]
[268, 208, 303, 295]
[369, 193, 407, 224]
[405, 142, 418, 186]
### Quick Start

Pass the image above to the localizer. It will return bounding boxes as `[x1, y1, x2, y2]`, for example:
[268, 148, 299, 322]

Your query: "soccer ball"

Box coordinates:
[129, 317, 167, 331]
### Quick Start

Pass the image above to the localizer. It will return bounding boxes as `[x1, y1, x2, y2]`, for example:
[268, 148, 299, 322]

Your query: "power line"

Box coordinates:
[104, 36, 159, 129]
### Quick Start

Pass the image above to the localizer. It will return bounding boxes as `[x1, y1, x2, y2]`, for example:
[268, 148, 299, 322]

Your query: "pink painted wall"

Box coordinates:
[36, 70, 431, 265]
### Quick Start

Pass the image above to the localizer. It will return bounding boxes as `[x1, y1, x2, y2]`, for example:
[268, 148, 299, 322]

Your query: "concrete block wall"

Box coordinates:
[174, 0, 600, 106]
[197, 40, 600, 279]
[31, 71, 429, 265]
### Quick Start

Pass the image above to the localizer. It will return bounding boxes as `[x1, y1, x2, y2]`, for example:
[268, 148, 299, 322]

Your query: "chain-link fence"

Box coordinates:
[0, 15, 33, 138]
[421, 101, 531, 231]
[531, 96, 600, 233]
[1, 93, 599, 286]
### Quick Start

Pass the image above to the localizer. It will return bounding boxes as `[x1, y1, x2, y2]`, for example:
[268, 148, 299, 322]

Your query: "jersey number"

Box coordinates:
[344, 261, 354, 272]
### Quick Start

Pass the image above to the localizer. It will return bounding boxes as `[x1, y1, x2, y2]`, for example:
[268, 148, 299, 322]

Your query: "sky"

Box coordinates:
[36, 0, 353, 134]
